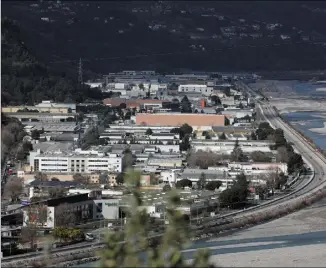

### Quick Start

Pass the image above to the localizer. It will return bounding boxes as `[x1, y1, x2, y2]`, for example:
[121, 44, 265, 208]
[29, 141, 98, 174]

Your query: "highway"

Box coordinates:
[262, 103, 326, 191]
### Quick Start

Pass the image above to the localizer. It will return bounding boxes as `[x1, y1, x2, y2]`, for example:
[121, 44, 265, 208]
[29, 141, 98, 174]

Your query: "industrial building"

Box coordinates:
[178, 84, 214, 96]
[135, 113, 227, 129]
[22, 193, 122, 228]
[103, 98, 169, 110]
[191, 139, 274, 154]
[29, 149, 123, 173]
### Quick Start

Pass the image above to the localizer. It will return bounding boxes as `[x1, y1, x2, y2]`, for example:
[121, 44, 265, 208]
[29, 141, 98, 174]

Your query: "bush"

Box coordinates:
[98, 170, 217, 268]
[53, 228, 84, 242]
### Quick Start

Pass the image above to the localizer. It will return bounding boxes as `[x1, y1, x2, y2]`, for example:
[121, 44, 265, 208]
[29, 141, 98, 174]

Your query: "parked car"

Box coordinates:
[85, 233, 95, 242]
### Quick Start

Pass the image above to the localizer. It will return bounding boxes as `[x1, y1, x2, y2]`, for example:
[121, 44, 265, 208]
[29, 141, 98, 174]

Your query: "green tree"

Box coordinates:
[179, 123, 193, 150]
[250, 151, 272, 162]
[197, 173, 206, 190]
[175, 179, 192, 189]
[223, 87, 231, 97]
[180, 96, 192, 113]
[146, 128, 153, 135]
[22, 141, 33, 153]
[48, 187, 66, 199]
[80, 127, 100, 150]
[77, 112, 85, 123]
[219, 173, 249, 209]
[98, 170, 215, 267]
[180, 123, 193, 137]
[205, 181, 222, 191]
[179, 135, 190, 151]
[250, 131, 257, 140]
[255, 122, 274, 140]
[187, 150, 223, 169]
[31, 129, 40, 140]
[4, 177, 23, 202]
[123, 149, 135, 170]
[139, 83, 145, 90]
[273, 128, 287, 149]
[21, 204, 49, 249]
[287, 152, 304, 174]
[205, 132, 211, 139]
[255, 185, 268, 200]
[170, 83, 178, 91]
[230, 140, 248, 162]
[278, 172, 288, 188]
[115, 173, 124, 185]
[276, 146, 289, 163]
[119, 103, 127, 109]
[218, 132, 227, 140]
[210, 95, 221, 105]
[163, 184, 171, 192]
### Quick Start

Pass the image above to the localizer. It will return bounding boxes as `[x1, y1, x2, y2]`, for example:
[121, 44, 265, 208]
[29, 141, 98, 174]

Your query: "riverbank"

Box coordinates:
[205, 198, 326, 267]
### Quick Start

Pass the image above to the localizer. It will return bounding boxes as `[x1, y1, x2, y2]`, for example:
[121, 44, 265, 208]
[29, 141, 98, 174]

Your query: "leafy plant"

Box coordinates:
[98, 170, 217, 267]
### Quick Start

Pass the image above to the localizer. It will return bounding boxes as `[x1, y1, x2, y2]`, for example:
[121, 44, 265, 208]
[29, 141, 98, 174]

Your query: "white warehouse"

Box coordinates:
[178, 85, 213, 96]
[191, 140, 274, 154]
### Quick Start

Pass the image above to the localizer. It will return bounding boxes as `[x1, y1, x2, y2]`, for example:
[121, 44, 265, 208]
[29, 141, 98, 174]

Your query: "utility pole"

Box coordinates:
[78, 58, 83, 86]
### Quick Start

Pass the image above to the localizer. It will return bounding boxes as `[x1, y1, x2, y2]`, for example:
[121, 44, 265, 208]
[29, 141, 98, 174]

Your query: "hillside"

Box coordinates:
[1, 18, 108, 105]
[2, 1, 326, 73]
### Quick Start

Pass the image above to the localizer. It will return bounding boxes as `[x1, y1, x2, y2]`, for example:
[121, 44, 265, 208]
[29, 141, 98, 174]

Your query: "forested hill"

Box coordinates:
[2, 1, 326, 73]
[1, 18, 105, 106]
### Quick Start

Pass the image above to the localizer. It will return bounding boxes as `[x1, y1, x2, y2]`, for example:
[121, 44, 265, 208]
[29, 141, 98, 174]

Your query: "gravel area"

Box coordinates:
[205, 199, 326, 267]
[210, 244, 326, 267]
[310, 122, 326, 135]
[249, 80, 326, 113]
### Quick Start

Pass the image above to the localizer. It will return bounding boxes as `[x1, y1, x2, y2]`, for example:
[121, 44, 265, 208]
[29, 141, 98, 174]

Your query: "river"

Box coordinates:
[282, 111, 326, 151]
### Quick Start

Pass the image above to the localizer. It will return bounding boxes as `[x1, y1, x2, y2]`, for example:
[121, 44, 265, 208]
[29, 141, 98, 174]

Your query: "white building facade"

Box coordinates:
[178, 85, 213, 96]
[191, 140, 273, 154]
[30, 150, 123, 173]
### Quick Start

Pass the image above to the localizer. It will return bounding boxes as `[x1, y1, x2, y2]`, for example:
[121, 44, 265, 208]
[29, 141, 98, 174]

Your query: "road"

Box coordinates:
[239, 80, 326, 189]
[261, 103, 326, 190]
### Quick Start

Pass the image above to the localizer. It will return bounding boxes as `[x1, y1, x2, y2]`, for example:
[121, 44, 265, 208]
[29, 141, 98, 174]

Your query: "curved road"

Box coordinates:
[262, 103, 326, 180]
[260, 104, 326, 197]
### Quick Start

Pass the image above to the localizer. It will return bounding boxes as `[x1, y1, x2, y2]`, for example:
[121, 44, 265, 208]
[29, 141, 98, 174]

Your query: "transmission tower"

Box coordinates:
[78, 58, 83, 85]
